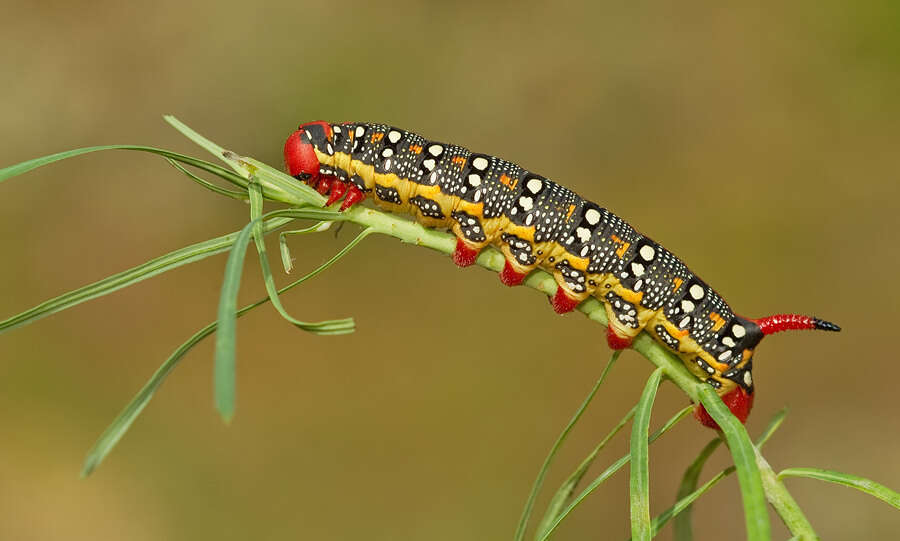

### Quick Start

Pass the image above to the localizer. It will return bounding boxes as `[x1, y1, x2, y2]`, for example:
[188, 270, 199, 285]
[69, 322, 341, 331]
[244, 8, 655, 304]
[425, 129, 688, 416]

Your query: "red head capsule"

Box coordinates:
[283, 121, 333, 181]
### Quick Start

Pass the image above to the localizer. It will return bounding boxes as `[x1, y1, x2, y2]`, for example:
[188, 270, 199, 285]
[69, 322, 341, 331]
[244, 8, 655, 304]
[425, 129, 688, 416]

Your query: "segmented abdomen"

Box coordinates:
[311, 122, 760, 396]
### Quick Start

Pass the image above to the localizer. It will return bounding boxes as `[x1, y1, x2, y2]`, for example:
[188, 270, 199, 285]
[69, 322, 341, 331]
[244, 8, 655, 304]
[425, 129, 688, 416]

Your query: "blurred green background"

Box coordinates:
[1, 1, 898, 539]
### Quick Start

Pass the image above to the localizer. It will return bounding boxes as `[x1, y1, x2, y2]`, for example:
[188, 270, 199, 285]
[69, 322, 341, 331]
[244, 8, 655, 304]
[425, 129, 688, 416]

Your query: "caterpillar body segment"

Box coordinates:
[284, 121, 840, 428]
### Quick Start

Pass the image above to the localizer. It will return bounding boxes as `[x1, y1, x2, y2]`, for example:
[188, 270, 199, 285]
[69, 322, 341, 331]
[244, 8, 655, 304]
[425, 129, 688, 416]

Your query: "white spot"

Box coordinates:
[639, 245, 656, 261]
[732, 324, 746, 338]
[326, 143, 333, 154]
[518, 252, 528, 262]
[580, 246, 590, 257]
[473, 190, 482, 202]
[388, 130, 401, 143]
[355, 126, 365, 138]
[722, 337, 736, 347]
[678, 316, 691, 328]
[526, 177, 543, 194]
[472, 157, 489, 171]
[473, 226, 481, 233]
[576, 227, 591, 243]
[429, 172, 437, 182]
[690, 284, 705, 300]
[467, 218, 475, 225]
[381, 148, 394, 158]
[631, 262, 645, 276]
[743, 372, 753, 386]
[585, 208, 601, 225]
[333, 126, 342, 134]
[428, 144, 443, 156]
[468, 173, 482, 186]
[423, 159, 436, 171]
[519, 196, 534, 211]
[706, 366, 715, 374]
[718, 350, 733, 362]
[634, 279, 643, 290]
[383, 159, 392, 170]
[525, 214, 534, 225]
[681, 300, 695, 313]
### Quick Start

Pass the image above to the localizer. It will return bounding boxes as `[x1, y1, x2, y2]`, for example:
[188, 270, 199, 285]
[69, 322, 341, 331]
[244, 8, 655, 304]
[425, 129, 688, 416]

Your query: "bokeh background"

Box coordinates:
[1, 1, 898, 539]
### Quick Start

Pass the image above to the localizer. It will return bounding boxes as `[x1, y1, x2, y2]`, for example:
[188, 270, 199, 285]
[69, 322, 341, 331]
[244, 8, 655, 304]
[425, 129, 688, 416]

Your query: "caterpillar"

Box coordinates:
[283, 121, 840, 428]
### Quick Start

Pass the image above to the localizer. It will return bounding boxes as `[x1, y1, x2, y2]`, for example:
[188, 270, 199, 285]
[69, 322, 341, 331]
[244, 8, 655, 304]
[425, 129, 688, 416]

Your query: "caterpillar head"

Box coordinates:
[693, 314, 840, 430]
[284, 121, 333, 181]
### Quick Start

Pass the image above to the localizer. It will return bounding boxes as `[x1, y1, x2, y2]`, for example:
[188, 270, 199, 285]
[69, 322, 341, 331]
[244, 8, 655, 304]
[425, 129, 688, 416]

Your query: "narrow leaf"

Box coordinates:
[630, 367, 664, 541]
[536, 405, 692, 541]
[697, 385, 770, 541]
[279, 223, 332, 273]
[0, 217, 295, 334]
[0, 144, 247, 188]
[164, 158, 248, 200]
[673, 438, 723, 541]
[778, 468, 900, 509]
[83, 228, 372, 475]
[514, 350, 621, 541]
[535, 405, 637, 539]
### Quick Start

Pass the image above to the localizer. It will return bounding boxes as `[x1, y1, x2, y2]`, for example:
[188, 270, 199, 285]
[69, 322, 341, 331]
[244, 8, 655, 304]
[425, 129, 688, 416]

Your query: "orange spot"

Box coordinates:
[409, 144, 423, 154]
[565, 204, 576, 220]
[370, 132, 384, 143]
[452, 156, 467, 170]
[615, 241, 631, 258]
[709, 312, 726, 332]
[499, 174, 518, 189]
[672, 277, 683, 293]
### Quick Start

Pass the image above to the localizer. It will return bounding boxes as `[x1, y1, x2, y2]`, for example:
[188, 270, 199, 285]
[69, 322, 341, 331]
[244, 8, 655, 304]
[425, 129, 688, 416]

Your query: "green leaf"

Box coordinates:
[697, 385, 770, 541]
[0, 144, 247, 189]
[536, 405, 692, 541]
[673, 438, 723, 541]
[671, 408, 788, 541]
[83, 227, 372, 475]
[754, 407, 788, 449]
[164, 158, 249, 200]
[164, 115, 325, 208]
[535, 405, 637, 539]
[213, 206, 357, 422]
[630, 367, 664, 541]
[778, 468, 900, 510]
[514, 350, 621, 541]
[278, 222, 332, 273]
[0, 217, 295, 335]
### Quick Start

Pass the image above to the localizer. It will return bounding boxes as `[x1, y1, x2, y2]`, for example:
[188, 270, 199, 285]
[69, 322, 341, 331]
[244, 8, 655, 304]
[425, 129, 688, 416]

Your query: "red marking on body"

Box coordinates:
[340, 185, 365, 211]
[754, 313, 815, 335]
[550, 287, 580, 314]
[452, 238, 479, 267]
[326, 181, 348, 206]
[693, 386, 754, 430]
[499, 261, 527, 286]
[606, 326, 633, 350]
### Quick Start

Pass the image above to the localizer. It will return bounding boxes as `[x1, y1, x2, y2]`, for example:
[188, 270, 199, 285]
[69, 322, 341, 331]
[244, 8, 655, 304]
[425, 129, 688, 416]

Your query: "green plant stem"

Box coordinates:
[755, 448, 818, 539]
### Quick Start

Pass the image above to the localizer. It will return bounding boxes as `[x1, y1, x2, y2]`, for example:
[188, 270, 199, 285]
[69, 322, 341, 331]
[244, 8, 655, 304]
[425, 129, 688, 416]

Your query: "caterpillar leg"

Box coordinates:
[452, 238, 480, 267]
[606, 326, 634, 350]
[499, 259, 529, 287]
[550, 287, 582, 314]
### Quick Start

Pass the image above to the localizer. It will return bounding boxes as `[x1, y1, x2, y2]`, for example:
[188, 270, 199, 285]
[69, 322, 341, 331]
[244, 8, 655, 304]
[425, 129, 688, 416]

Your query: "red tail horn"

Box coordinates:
[754, 314, 841, 336]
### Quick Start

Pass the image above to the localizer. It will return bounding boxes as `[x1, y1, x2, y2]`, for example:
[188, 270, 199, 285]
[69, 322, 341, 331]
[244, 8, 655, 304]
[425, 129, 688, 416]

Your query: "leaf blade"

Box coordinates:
[778, 468, 900, 509]
[630, 368, 664, 541]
